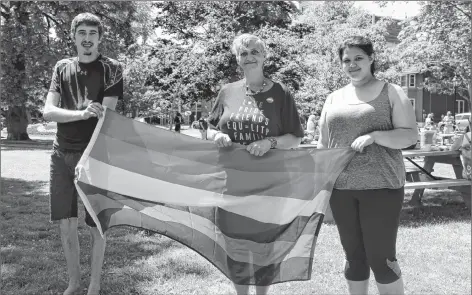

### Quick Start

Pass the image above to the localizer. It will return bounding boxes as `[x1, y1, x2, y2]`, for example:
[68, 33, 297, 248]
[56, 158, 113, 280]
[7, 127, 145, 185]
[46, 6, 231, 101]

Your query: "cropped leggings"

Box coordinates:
[329, 187, 404, 284]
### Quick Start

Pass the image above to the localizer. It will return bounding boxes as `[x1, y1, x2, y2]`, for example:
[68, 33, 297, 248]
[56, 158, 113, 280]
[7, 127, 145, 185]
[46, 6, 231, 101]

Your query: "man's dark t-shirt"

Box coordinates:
[49, 55, 123, 150]
[208, 80, 304, 145]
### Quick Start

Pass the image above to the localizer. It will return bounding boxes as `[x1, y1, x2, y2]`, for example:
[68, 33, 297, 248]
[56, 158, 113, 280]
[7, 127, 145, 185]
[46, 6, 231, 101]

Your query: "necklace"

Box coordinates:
[245, 79, 267, 96]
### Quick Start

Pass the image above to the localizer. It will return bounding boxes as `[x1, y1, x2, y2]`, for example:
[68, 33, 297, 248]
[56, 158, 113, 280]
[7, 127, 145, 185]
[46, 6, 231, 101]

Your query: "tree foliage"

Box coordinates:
[3, 0, 469, 139]
[397, 1, 471, 106]
[1, 1, 142, 108]
[0, 1, 146, 138]
[130, 1, 299, 117]
[144, 1, 398, 119]
[153, 1, 295, 42]
[289, 1, 398, 115]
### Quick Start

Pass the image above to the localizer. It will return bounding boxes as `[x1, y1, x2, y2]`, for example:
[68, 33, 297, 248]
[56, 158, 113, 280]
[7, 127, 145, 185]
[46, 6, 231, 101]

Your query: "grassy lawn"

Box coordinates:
[1, 146, 470, 295]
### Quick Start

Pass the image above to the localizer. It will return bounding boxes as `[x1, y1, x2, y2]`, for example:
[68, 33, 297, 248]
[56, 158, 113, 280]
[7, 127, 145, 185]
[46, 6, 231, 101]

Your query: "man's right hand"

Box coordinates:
[214, 132, 232, 147]
[81, 102, 104, 120]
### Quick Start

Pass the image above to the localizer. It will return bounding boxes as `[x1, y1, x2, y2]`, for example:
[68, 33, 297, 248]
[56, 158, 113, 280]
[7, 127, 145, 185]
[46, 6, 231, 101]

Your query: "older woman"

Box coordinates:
[317, 36, 418, 295]
[206, 33, 304, 295]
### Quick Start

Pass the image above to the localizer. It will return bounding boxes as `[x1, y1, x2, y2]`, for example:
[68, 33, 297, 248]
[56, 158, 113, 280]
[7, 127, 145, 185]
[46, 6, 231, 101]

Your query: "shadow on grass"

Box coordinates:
[1, 143, 52, 151]
[1, 177, 212, 295]
[400, 189, 471, 227]
[1, 177, 49, 201]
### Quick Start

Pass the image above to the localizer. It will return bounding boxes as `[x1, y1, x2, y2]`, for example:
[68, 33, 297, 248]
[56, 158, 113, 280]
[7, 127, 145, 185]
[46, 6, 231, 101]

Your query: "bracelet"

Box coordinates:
[267, 137, 277, 149]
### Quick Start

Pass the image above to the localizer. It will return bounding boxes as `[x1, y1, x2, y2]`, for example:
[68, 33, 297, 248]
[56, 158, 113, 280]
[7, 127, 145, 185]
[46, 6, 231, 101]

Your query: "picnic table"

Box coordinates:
[296, 144, 471, 208]
[402, 149, 471, 208]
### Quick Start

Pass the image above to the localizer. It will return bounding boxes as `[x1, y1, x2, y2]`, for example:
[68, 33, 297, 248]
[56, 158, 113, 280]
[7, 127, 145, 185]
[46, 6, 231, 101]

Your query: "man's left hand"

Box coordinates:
[246, 139, 271, 156]
[351, 134, 375, 152]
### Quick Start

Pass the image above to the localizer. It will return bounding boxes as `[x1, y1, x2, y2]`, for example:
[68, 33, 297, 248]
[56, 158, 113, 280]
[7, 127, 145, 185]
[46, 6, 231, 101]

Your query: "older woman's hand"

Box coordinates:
[214, 132, 232, 148]
[246, 139, 271, 156]
[351, 134, 374, 152]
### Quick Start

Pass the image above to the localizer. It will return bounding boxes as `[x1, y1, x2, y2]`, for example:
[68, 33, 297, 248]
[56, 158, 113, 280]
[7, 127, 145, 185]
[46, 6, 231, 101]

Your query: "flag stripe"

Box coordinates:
[88, 133, 322, 199]
[78, 157, 331, 224]
[112, 203, 314, 285]
[93, 129, 319, 173]
[81, 197, 317, 284]
[97, 112, 347, 174]
[78, 181, 320, 243]
[94, 206, 319, 266]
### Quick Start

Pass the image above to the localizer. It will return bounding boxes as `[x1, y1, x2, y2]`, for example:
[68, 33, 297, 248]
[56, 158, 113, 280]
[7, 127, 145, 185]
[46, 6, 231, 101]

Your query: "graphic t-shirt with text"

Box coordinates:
[208, 80, 304, 145]
[49, 54, 123, 150]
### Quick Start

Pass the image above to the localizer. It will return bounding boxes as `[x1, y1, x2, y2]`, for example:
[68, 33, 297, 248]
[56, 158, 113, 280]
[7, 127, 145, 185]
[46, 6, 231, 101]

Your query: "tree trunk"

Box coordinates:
[3, 3, 30, 141]
[6, 105, 30, 140]
[468, 82, 472, 131]
[169, 113, 173, 130]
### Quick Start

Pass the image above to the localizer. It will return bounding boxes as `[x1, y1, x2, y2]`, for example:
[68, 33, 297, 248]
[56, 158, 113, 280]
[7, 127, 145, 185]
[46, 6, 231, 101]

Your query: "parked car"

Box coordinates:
[455, 112, 471, 131]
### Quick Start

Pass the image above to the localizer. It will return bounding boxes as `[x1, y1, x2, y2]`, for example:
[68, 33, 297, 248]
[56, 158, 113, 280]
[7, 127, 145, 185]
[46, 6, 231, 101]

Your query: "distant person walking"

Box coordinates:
[198, 116, 209, 139]
[174, 112, 183, 133]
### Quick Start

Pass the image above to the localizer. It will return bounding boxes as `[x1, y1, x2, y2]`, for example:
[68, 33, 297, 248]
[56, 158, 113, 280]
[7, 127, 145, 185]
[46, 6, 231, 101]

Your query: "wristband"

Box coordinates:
[267, 137, 277, 149]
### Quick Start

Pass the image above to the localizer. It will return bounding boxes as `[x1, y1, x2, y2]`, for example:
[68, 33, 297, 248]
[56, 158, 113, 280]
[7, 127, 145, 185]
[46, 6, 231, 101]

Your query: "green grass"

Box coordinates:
[1, 147, 470, 295]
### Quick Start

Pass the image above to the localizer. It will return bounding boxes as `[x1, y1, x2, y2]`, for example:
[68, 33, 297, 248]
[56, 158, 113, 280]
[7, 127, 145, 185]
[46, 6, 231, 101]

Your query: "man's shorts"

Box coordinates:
[49, 147, 96, 227]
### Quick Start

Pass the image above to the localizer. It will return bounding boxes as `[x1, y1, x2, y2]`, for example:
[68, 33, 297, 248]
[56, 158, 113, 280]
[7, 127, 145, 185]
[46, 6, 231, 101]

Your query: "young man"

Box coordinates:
[43, 13, 123, 295]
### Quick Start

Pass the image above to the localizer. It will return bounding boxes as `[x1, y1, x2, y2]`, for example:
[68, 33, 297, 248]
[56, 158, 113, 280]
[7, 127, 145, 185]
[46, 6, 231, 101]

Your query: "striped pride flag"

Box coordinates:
[75, 108, 355, 286]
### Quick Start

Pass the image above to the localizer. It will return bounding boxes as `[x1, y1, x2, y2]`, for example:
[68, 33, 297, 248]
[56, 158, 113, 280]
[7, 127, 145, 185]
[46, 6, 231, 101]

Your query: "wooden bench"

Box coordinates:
[404, 160, 423, 182]
[405, 178, 471, 190]
[402, 151, 471, 207]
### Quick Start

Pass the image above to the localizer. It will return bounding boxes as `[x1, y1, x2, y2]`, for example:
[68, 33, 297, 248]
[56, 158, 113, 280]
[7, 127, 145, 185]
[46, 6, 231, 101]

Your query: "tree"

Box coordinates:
[144, 1, 299, 111]
[153, 1, 295, 42]
[396, 1, 471, 118]
[290, 1, 399, 116]
[0, 1, 146, 140]
[139, 1, 399, 121]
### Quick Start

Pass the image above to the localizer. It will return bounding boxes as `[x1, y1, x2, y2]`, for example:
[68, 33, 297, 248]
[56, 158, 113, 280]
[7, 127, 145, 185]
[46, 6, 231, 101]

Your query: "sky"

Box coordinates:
[353, 1, 421, 19]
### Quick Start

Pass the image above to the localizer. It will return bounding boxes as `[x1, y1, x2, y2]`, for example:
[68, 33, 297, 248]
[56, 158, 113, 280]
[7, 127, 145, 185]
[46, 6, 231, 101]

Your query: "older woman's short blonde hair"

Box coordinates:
[231, 33, 267, 57]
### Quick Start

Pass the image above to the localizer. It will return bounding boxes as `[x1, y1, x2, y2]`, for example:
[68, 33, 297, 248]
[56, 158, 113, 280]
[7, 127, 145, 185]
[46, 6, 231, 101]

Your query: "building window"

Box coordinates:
[408, 74, 416, 87]
[457, 100, 465, 114]
[400, 76, 407, 87]
[409, 98, 415, 109]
